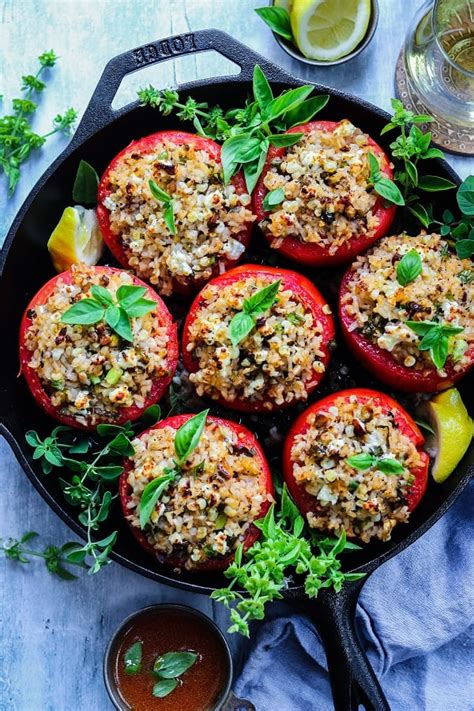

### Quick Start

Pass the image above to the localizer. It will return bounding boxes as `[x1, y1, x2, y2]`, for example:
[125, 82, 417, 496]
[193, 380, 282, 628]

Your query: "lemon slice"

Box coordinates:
[422, 388, 473, 483]
[291, 0, 371, 61]
[47, 206, 104, 272]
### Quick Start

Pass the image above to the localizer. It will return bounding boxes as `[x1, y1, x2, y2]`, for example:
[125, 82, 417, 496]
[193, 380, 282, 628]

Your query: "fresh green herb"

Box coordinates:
[153, 679, 179, 698]
[124, 641, 143, 675]
[414, 418, 436, 436]
[229, 280, 281, 346]
[1, 531, 85, 580]
[149, 179, 176, 234]
[263, 187, 285, 211]
[457, 175, 474, 216]
[211, 486, 364, 637]
[254, 6, 293, 40]
[138, 410, 209, 528]
[346, 453, 405, 474]
[61, 284, 156, 343]
[367, 152, 405, 206]
[153, 651, 198, 679]
[459, 269, 474, 284]
[138, 65, 329, 193]
[406, 320, 464, 369]
[0, 50, 77, 194]
[396, 249, 422, 286]
[72, 160, 99, 205]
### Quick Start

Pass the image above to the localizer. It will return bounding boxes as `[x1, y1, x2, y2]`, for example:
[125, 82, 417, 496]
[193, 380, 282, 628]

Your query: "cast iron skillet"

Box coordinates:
[0, 30, 472, 711]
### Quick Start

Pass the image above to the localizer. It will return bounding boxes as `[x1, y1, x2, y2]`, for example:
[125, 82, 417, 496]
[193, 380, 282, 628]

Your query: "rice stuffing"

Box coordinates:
[102, 139, 255, 295]
[291, 394, 423, 542]
[342, 233, 474, 375]
[186, 276, 329, 407]
[24, 265, 170, 426]
[125, 420, 271, 569]
[260, 119, 380, 254]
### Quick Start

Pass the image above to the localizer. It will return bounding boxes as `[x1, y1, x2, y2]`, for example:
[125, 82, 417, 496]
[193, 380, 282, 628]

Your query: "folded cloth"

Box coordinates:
[234, 481, 473, 711]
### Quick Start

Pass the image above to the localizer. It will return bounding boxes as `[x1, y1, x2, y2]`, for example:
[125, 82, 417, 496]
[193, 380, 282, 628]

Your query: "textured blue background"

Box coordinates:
[0, 1, 472, 709]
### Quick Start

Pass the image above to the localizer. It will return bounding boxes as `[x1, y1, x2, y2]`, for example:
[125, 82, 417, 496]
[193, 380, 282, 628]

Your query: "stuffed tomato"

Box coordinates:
[182, 264, 335, 413]
[283, 388, 429, 543]
[339, 232, 474, 392]
[253, 119, 395, 267]
[97, 130, 254, 296]
[19, 265, 178, 430]
[120, 414, 274, 571]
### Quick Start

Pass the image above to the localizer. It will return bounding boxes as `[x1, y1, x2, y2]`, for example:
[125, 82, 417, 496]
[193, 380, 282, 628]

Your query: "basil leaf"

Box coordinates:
[373, 177, 405, 206]
[406, 320, 439, 336]
[61, 299, 104, 325]
[376, 458, 405, 475]
[116, 285, 147, 309]
[407, 203, 430, 228]
[254, 6, 293, 40]
[149, 179, 171, 203]
[104, 303, 120, 329]
[396, 249, 422, 286]
[126, 298, 157, 318]
[221, 133, 261, 183]
[405, 160, 418, 186]
[90, 285, 113, 306]
[153, 651, 198, 678]
[263, 187, 285, 211]
[164, 202, 177, 235]
[418, 328, 442, 350]
[72, 160, 99, 205]
[174, 410, 209, 464]
[367, 152, 380, 178]
[228, 311, 255, 346]
[243, 146, 268, 194]
[457, 176, 474, 216]
[267, 132, 303, 148]
[124, 641, 142, 675]
[139, 474, 174, 528]
[243, 279, 281, 315]
[431, 335, 449, 369]
[283, 95, 330, 129]
[266, 85, 314, 122]
[252, 64, 273, 112]
[346, 453, 376, 470]
[153, 678, 178, 698]
[456, 239, 474, 259]
[113, 307, 133, 342]
[418, 175, 457, 192]
[142, 404, 161, 424]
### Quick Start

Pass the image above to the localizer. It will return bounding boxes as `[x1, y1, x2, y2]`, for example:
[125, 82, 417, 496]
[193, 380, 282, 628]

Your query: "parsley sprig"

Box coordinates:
[211, 486, 364, 637]
[138, 65, 329, 193]
[228, 279, 281, 346]
[0, 50, 77, 194]
[61, 284, 156, 343]
[406, 320, 465, 369]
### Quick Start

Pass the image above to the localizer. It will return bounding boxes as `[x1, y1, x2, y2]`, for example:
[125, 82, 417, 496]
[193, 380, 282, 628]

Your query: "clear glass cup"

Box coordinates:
[403, 0, 474, 127]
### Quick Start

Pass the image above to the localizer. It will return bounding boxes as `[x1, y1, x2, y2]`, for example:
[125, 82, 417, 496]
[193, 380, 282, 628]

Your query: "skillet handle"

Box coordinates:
[72, 29, 294, 146]
[295, 577, 390, 711]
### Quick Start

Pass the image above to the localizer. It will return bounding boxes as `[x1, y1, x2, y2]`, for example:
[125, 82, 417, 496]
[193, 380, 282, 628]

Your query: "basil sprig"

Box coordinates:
[368, 152, 405, 206]
[124, 641, 142, 675]
[149, 179, 176, 234]
[72, 160, 99, 205]
[406, 320, 464, 369]
[346, 453, 405, 475]
[396, 249, 422, 286]
[61, 284, 156, 342]
[152, 651, 198, 698]
[139, 410, 209, 529]
[228, 279, 281, 347]
[254, 6, 293, 40]
[263, 187, 285, 212]
[138, 65, 329, 194]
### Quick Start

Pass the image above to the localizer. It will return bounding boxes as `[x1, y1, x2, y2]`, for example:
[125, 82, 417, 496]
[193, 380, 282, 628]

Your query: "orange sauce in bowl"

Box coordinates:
[113, 608, 230, 711]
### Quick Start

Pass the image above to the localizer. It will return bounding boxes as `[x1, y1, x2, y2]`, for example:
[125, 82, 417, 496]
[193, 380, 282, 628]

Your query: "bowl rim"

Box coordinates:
[103, 603, 234, 711]
[271, 0, 380, 66]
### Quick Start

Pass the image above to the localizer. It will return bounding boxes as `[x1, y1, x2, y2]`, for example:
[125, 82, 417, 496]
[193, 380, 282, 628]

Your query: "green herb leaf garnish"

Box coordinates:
[406, 320, 464, 369]
[368, 152, 405, 206]
[149, 179, 177, 234]
[228, 279, 281, 346]
[263, 187, 285, 211]
[153, 651, 198, 679]
[152, 678, 179, 698]
[124, 641, 143, 675]
[457, 176, 474, 216]
[396, 249, 422, 286]
[72, 160, 99, 205]
[174, 410, 209, 465]
[139, 474, 175, 529]
[254, 6, 293, 40]
[346, 453, 405, 474]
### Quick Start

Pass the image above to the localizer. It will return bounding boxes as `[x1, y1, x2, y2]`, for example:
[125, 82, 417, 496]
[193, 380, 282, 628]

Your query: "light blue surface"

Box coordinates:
[0, 1, 473, 709]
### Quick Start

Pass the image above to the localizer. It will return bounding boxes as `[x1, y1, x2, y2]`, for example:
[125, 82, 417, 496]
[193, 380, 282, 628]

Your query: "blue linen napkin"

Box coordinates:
[234, 481, 473, 711]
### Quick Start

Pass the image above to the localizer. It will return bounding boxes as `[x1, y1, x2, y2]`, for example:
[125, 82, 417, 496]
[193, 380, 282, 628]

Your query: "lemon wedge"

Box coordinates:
[291, 0, 371, 61]
[422, 388, 473, 483]
[47, 206, 104, 273]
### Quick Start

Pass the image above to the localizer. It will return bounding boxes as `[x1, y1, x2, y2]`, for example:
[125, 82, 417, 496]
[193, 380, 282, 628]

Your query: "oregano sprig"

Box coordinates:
[228, 279, 281, 346]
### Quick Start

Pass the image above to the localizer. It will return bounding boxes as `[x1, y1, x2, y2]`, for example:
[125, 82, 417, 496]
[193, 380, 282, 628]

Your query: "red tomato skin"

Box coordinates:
[97, 131, 253, 295]
[182, 264, 335, 413]
[339, 268, 474, 392]
[282, 388, 429, 524]
[18, 266, 179, 431]
[252, 120, 396, 267]
[119, 414, 274, 572]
